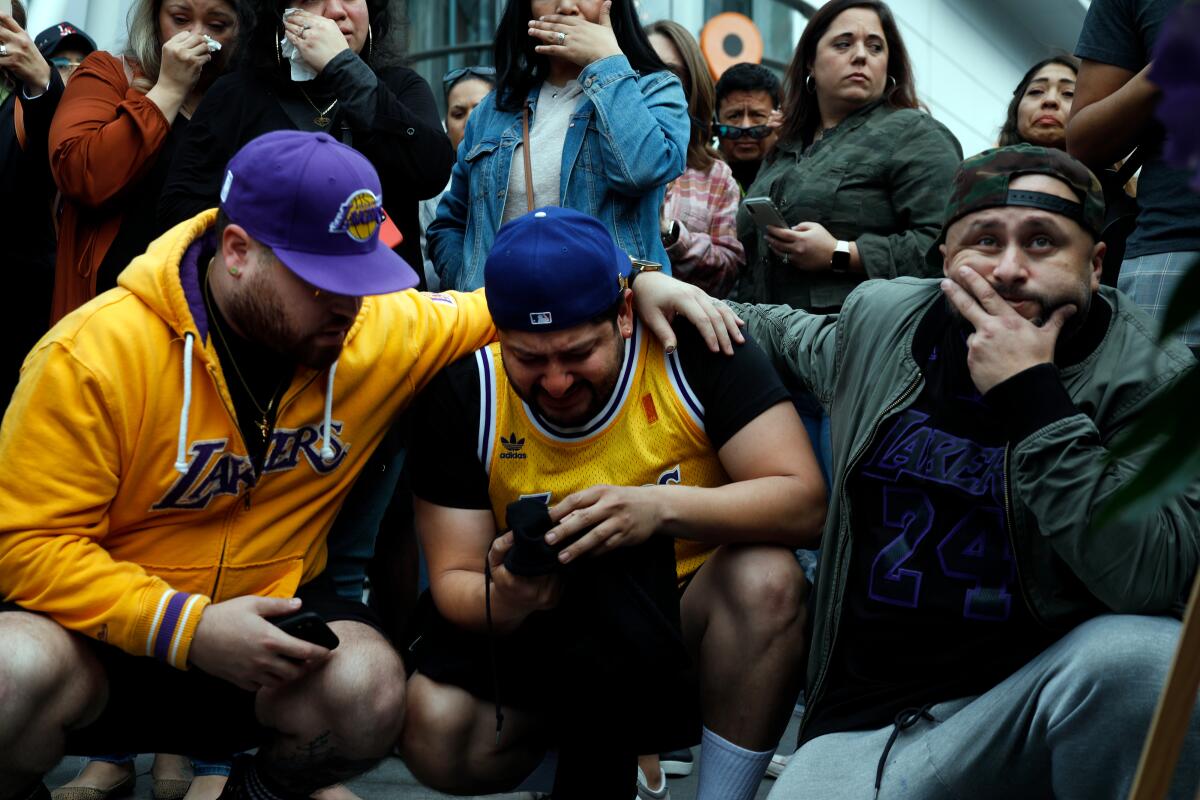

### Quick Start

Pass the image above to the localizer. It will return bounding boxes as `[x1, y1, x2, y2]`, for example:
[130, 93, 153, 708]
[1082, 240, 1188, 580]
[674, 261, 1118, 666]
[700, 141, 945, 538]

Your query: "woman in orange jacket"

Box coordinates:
[47, 0, 244, 323]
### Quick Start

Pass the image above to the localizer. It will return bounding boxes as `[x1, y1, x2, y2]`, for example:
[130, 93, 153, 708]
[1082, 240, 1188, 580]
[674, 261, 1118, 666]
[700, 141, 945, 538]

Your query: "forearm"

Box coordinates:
[144, 82, 187, 125]
[653, 476, 822, 548]
[583, 56, 688, 192]
[50, 100, 171, 204]
[1067, 64, 1159, 167]
[992, 367, 1200, 613]
[17, 71, 64, 162]
[431, 569, 530, 635]
[329, 56, 454, 200]
[856, 226, 943, 280]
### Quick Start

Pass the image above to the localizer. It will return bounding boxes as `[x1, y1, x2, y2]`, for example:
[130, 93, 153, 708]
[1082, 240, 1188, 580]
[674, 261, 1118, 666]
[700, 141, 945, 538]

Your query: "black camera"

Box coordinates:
[503, 497, 567, 577]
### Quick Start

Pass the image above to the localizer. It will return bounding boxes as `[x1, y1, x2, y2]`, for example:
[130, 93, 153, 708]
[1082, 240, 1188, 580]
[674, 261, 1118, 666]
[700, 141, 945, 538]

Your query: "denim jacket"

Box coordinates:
[428, 55, 689, 290]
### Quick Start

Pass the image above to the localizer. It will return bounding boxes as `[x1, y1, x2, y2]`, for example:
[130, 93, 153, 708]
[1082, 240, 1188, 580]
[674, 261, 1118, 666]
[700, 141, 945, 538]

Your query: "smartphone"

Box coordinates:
[743, 197, 790, 230]
[0, 1, 12, 18]
[272, 610, 340, 650]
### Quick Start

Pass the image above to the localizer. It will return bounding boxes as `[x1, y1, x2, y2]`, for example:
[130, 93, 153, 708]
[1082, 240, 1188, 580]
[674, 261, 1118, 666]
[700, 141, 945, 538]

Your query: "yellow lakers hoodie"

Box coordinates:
[0, 210, 494, 669]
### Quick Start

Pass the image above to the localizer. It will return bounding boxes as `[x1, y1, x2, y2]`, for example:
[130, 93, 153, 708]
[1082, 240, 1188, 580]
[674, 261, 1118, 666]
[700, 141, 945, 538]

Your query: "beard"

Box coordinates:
[949, 283, 1093, 342]
[506, 335, 624, 428]
[224, 268, 344, 371]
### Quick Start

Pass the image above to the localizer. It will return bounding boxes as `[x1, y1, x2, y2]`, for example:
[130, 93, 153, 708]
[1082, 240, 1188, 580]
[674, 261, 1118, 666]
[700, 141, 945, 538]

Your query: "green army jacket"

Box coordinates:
[732, 278, 1200, 740]
[736, 102, 961, 310]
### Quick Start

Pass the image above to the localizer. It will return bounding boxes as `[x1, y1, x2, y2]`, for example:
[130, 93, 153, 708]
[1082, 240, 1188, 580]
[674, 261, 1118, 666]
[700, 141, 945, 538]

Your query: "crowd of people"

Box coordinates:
[0, 0, 1198, 799]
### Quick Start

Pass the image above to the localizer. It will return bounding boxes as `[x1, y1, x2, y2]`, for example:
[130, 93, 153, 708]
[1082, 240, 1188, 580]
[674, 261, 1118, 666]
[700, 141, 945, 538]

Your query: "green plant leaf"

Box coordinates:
[1161, 256, 1200, 340]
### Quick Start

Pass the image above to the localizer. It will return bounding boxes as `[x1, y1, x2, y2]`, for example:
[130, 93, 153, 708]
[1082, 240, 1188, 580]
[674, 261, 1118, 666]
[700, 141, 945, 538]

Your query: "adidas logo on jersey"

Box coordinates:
[500, 432, 527, 459]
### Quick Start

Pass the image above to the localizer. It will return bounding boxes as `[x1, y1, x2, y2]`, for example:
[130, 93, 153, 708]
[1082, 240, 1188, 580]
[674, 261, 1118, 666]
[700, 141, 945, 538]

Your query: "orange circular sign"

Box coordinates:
[700, 12, 764, 81]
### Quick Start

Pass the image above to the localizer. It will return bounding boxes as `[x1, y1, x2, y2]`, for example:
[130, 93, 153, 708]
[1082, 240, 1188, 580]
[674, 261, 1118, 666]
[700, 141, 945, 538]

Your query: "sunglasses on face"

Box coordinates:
[442, 65, 496, 95]
[50, 57, 84, 74]
[714, 123, 773, 140]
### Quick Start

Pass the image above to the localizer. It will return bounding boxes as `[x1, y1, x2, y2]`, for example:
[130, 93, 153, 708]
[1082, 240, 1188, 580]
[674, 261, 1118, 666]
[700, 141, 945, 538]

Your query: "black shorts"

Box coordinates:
[0, 577, 380, 758]
[405, 536, 701, 754]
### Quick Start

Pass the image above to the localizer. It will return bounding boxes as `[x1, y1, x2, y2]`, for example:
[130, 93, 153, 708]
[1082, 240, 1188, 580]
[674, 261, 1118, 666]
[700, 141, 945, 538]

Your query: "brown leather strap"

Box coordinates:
[521, 101, 534, 213]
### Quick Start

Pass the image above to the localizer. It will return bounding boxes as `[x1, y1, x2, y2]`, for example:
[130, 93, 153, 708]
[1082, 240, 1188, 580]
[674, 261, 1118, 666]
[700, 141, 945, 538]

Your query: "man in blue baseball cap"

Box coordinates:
[399, 206, 826, 800]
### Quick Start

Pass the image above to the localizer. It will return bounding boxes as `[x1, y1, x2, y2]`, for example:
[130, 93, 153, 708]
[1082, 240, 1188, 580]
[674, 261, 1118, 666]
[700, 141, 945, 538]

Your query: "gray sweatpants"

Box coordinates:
[770, 615, 1200, 800]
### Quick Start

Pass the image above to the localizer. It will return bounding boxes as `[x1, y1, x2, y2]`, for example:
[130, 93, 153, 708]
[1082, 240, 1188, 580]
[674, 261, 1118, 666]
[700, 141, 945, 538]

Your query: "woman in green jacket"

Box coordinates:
[736, 0, 961, 313]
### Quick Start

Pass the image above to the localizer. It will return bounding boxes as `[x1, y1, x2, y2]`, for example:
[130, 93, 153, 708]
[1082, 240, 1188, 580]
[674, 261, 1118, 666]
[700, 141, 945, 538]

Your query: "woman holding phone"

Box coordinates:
[735, 0, 960, 495]
[736, 0, 960, 312]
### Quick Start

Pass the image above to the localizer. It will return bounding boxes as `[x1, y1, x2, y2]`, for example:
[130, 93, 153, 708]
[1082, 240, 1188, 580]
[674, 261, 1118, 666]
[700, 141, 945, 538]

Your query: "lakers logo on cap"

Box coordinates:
[329, 189, 385, 242]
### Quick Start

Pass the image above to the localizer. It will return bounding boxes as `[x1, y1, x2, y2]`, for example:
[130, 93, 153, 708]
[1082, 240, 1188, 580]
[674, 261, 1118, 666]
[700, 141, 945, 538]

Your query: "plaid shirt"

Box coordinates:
[663, 159, 745, 298]
[1118, 251, 1200, 348]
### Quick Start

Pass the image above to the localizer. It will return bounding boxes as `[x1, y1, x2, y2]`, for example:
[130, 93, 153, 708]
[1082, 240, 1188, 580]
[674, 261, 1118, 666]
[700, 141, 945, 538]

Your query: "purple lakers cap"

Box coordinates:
[484, 207, 631, 332]
[219, 130, 418, 296]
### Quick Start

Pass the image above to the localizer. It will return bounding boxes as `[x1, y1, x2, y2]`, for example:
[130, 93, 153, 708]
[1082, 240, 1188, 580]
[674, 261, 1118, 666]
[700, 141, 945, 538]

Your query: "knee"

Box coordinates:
[264, 629, 406, 761]
[0, 615, 98, 711]
[0, 614, 103, 765]
[719, 547, 808, 637]
[399, 678, 476, 790]
[322, 647, 406, 758]
[1053, 615, 1180, 711]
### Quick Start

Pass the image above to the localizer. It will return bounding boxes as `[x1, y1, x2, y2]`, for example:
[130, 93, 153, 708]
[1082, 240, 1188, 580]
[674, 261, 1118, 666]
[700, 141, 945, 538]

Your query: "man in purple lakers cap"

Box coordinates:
[399, 207, 826, 799]
[0, 129, 499, 800]
[698, 143, 1200, 797]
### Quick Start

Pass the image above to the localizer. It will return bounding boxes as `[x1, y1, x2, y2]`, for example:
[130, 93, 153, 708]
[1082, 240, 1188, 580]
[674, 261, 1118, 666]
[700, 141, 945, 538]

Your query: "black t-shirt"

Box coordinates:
[803, 301, 1063, 742]
[1075, 0, 1200, 257]
[197, 247, 295, 473]
[409, 323, 790, 509]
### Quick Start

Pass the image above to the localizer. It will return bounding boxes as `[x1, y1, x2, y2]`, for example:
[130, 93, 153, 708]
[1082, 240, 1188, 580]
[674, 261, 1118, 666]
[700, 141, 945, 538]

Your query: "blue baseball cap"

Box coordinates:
[484, 207, 631, 332]
[219, 130, 418, 296]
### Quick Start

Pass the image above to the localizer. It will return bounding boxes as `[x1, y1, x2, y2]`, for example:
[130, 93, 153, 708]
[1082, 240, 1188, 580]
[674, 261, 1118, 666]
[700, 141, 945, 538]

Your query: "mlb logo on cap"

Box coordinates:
[485, 207, 632, 332]
[219, 130, 418, 297]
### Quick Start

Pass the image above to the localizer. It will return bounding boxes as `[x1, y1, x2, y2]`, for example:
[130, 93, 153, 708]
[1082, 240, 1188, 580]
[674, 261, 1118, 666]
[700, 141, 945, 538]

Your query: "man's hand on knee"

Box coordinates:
[189, 596, 333, 691]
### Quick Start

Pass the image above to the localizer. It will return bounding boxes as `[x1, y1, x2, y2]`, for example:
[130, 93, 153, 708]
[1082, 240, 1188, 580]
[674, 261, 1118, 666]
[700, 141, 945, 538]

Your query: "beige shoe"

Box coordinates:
[151, 753, 193, 800]
[51, 768, 135, 800]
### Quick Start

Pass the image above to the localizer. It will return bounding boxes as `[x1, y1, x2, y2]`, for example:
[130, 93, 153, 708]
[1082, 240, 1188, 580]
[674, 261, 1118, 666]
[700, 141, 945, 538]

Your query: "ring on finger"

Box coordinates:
[557, 31, 566, 45]
[0, 44, 8, 57]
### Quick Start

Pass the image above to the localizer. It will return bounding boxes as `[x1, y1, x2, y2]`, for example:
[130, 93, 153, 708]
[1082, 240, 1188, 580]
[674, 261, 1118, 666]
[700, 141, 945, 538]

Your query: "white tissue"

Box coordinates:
[281, 7, 317, 82]
[202, 34, 221, 52]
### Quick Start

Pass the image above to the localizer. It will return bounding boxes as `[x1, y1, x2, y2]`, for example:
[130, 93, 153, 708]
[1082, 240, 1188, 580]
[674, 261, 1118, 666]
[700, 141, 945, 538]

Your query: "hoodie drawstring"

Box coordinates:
[175, 337, 337, 471]
[174, 333, 195, 473]
[319, 361, 338, 461]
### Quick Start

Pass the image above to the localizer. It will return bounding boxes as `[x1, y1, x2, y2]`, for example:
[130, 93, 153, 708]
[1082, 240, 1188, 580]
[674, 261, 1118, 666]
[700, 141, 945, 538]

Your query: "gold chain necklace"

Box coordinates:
[298, 87, 338, 127]
[204, 264, 287, 443]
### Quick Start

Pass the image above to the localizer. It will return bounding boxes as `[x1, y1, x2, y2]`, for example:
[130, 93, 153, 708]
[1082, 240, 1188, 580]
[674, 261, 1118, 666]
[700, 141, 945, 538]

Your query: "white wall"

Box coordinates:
[636, 0, 1085, 157]
[896, 0, 1088, 156]
[24, 0, 136, 54]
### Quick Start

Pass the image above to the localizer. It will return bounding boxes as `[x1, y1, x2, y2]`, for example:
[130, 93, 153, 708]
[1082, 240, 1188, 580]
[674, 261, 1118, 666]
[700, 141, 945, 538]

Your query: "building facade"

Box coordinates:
[403, 0, 1089, 157]
[23, 0, 1088, 155]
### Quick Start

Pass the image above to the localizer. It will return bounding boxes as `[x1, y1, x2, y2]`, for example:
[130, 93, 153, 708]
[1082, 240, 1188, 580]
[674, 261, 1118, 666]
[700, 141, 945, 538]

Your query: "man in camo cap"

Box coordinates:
[721, 143, 1200, 798]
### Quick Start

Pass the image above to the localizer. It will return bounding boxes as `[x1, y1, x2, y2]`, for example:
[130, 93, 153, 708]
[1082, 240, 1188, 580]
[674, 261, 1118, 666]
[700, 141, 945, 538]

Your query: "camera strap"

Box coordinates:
[483, 557, 506, 744]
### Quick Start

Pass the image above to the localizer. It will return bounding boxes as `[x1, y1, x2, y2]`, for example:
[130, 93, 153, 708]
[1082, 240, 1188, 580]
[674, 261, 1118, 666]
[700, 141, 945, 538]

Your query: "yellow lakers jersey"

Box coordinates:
[475, 322, 727, 581]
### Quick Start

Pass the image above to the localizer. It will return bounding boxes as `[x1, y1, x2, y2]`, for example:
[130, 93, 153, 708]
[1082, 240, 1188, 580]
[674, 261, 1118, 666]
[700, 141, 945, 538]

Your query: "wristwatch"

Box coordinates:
[661, 219, 681, 248]
[624, 257, 664, 290]
[831, 240, 851, 274]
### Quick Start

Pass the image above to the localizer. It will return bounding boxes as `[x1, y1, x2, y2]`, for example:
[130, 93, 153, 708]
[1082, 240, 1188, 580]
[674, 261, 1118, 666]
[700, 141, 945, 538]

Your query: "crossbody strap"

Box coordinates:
[521, 100, 534, 213]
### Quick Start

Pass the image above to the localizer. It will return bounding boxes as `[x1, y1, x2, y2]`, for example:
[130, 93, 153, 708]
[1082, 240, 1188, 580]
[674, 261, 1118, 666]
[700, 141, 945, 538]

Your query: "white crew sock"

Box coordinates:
[695, 726, 775, 800]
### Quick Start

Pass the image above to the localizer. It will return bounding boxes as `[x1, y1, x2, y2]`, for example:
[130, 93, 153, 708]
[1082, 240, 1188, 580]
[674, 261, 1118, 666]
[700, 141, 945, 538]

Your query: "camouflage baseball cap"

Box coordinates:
[925, 143, 1105, 268]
